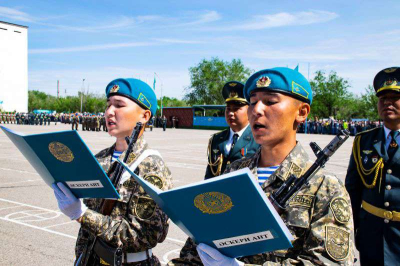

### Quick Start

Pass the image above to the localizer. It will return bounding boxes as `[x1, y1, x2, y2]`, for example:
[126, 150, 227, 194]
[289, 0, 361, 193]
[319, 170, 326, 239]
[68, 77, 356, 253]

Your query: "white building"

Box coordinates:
[0, 21, 28, 112]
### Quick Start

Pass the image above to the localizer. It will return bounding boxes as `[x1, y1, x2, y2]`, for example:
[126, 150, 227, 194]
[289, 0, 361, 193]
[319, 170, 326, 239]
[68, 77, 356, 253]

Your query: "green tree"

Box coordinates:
[310, 71, 353, 119]
[184, 58, 252, 105]
[360, 85, 379, 120]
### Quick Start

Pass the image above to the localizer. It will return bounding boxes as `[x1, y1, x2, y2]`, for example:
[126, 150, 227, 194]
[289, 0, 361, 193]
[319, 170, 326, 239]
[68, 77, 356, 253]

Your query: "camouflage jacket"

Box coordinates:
[169, 142, 354, 266]
[76, 136, 173, 264]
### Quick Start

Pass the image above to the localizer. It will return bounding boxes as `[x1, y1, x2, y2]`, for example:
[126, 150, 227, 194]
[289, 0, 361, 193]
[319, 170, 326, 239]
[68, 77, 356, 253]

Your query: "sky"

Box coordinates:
[1, 0, 400, 100]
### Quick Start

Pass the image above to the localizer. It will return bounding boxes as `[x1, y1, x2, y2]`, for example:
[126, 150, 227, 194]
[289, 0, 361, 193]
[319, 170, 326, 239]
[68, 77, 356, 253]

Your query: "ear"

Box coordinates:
[295, 103, 310, 123]
[140, 109, 152, 124]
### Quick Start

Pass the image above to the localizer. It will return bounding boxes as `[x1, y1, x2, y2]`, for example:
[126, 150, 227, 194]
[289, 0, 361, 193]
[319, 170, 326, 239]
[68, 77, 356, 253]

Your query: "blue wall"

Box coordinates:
[193, 116, 228, 128]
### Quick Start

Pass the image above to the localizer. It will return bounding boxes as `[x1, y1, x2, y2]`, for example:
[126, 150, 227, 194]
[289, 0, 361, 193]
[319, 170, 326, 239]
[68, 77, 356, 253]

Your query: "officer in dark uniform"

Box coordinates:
[346, 66, 400, 266]
[205, 81, 259, 179]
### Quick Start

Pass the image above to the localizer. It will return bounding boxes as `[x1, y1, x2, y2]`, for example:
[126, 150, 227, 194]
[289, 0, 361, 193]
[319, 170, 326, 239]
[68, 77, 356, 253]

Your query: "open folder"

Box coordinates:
[1, 126, 120, 199]
[118, 159, 294, 258]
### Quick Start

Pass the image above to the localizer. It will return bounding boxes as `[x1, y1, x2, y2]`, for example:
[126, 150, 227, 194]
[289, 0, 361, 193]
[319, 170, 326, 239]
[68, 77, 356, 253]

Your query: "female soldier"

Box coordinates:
[52, 78, 173, 265]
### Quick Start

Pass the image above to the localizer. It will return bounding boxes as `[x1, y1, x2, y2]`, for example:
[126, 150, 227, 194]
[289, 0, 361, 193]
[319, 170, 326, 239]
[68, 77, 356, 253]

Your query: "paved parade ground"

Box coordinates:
[0, 123, 357, 265]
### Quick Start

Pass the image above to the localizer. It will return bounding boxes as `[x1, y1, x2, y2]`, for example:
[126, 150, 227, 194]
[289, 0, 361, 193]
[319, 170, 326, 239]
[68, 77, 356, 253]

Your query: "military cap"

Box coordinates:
[222, 81, 248, 105]
[244, 67, 312, 104]
[373, 67, 400, 96]
[106, 78, 157, 115]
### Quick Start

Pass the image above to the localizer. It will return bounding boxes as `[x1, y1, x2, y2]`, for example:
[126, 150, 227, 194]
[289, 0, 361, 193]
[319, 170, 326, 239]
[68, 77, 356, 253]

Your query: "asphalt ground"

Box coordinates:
[0, 123, 358, 265]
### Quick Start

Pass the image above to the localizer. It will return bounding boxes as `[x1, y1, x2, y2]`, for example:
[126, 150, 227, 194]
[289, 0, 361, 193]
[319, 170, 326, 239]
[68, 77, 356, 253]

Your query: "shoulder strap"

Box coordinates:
[119, 149, 162, 185]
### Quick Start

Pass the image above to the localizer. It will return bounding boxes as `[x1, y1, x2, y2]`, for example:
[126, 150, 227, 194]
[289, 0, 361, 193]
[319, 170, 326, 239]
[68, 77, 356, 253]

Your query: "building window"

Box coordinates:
[14, 30, 21, 33]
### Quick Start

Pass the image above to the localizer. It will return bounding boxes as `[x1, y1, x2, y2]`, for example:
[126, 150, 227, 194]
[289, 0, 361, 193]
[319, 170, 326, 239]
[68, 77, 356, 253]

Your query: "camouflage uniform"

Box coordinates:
[169, 143, 354, 266]
[76, 136, 173, 265]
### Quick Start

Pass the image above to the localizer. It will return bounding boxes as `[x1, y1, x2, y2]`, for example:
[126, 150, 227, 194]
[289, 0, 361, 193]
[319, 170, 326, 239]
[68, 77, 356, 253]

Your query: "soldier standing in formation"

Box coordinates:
[52, 78, 173, 265]
[205, 81, 259, 179]
[169, 67, 354, 265]
[71, 113, 79, 130]
[346, 67, 400, 266]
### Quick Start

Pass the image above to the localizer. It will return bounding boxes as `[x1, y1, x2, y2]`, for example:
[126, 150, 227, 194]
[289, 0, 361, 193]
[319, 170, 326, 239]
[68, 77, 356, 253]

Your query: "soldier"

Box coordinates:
[345, 67, 400, 266]
[82, 114, 87, 131]
[101, 113, 107, 132]
[71, 113, 79, 130]
[169, 67, 354, 265]
[162, 115, 167, 131]
[96, 114, 100, 131]
[205, 81, 259, 179]
[52, 78, 172, 265]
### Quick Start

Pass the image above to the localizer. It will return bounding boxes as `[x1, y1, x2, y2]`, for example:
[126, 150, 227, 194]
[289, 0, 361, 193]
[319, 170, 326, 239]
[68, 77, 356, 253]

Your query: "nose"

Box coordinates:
[105, 105, 115, 118]
[250, 101, 264, 117]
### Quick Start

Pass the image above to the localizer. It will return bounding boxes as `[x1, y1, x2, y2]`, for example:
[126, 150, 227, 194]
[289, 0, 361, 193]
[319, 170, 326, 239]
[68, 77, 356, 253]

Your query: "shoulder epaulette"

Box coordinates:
[355, 126, 380, 137]
[210, 128, 229, 138]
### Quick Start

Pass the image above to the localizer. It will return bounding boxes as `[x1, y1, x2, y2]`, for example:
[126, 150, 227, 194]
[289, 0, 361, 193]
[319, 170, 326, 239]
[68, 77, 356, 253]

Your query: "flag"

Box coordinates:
[153, 74, 156, 91]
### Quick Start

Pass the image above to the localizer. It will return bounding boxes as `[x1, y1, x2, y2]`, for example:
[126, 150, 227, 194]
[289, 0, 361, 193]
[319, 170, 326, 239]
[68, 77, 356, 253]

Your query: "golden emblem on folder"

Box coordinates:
[194, 192, 233, 214]
[48, 142, 74, 163]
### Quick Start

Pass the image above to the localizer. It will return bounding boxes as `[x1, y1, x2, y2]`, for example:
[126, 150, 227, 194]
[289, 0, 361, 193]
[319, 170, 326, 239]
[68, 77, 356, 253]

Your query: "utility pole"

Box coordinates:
[154, 72, 163, 117]
[57, 80, 60, 98]
[80, 79, 85, 113]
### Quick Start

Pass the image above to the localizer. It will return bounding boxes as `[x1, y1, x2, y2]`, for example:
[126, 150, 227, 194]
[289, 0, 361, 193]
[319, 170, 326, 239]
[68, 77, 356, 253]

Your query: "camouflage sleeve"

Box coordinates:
[242, 174, 355, 266]
[79, 154, 173, 251]
[269, 174, 354, 266]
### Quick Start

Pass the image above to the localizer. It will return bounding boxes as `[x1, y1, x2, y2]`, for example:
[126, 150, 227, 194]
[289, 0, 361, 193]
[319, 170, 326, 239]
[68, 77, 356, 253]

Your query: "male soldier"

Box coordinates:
[205, 81, 259, 179]
[71, 113, 79, 130]
[82, 114, 87, 131]
[345, 67, 400, 266]
[169, 67, 354, 265]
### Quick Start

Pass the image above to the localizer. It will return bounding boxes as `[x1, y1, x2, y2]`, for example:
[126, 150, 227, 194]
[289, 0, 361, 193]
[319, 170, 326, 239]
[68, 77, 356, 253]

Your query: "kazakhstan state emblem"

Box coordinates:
[194, 192, 233, 214]
[48, 142, 74, 163]
[110, 85, 120, 93]
[256, 76, 271, 88]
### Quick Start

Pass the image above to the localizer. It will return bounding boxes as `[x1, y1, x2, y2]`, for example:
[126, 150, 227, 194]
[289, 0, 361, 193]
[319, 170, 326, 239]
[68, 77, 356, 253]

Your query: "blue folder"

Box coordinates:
[118, 159, 294, 258]
[1, 126, 119, 199]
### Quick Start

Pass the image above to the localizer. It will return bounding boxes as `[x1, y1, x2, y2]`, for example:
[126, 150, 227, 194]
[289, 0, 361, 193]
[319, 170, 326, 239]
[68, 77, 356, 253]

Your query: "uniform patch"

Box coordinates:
[135, 196, 156, 220]
[330, 197, 351, 224]
[325, 225, 350, 261]
[289, 194, 314, 208]
[283, 162, 304, 180]
[194, 192, 233, 214]
[144, 174, 164, 189]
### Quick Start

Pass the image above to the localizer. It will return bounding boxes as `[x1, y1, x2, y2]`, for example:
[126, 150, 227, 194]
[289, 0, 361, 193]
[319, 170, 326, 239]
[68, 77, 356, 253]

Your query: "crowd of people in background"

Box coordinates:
[297, 117, 382, 136]
[0, 111, 381, 136]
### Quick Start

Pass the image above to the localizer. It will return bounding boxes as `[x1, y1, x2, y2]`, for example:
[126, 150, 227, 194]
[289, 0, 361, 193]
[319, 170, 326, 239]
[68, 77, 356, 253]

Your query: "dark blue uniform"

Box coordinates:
[205, 126, 259, 179]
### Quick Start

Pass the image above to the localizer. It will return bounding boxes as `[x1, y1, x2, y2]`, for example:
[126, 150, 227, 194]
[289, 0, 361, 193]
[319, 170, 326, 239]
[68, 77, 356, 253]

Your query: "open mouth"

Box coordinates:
[253, 122, 266, 130]
[107, 121, 116, 127]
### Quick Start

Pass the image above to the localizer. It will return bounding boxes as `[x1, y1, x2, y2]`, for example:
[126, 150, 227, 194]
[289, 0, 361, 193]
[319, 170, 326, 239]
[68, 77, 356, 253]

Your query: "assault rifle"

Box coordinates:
[81, 122, 143, 266]
[269, 129, 350, 212]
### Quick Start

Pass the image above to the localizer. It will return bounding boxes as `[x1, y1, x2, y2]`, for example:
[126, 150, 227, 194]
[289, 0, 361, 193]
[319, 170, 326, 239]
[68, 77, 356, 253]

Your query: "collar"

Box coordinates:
[229, 124, 249, 140]
[383, 125, 400, 139]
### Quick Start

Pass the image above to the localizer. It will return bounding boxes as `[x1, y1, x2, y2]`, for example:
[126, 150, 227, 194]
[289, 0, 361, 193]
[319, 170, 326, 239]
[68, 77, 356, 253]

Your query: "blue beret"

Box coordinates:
[244, 67, 312, 104]
[222, 81, 248, 105]
[373, 67, 400, 96]
[105, 78, 157, 115]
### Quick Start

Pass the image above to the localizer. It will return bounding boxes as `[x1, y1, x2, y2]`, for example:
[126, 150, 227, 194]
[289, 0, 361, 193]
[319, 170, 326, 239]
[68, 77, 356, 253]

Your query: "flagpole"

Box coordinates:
[154, 72, 163, 117]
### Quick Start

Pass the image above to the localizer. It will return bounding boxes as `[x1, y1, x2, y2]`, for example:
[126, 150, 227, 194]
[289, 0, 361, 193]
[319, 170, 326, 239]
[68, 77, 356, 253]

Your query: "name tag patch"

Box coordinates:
[289, 194, 314, 208]
[213, 231, 274, 248]
[66, 180, 104, 189]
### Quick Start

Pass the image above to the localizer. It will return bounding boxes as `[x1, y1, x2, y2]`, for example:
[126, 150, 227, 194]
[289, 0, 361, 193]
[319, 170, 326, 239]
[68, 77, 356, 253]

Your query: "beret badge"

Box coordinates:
[384, 79, 397, 86]
[256, 76, 271, 88]
[229, 91, 238, 98]
[110, 85, 120, 93]
[229, 83, 237, 87]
